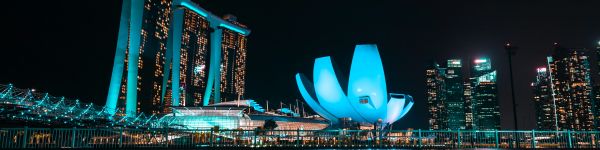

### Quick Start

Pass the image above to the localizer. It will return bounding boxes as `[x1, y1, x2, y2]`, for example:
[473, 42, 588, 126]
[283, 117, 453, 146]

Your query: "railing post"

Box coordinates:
[495, 130, 499, 148]
[119, 127, 124, 148]
[457, 129, 461, 148]
[418, 129, 422, 147]
[531, 130, 536, 148]
[71, 127, 76, 148]
[377, 129, 381, 148]
[296, 129, 300, 146]
[164, 127, 169, 148]
[22, 126, 28, 149]
[253, 129, 257, 147]
[567, 130, 572, 148]
[210, 128, 214, 146]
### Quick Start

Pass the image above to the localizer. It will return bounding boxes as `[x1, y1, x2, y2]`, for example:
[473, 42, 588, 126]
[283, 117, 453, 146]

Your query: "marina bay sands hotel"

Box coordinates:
[106, 0, 250, 117]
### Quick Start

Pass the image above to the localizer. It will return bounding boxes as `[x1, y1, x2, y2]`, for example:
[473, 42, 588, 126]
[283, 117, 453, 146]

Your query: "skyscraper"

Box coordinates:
[593, 42, 600, 130]
[112, 0, 173, 115]
[426, 63, 447, 130]
[177, 9, 211, 108]
[546, 45, 594, 130]
[531, 67, 556, 130]
[464, 81, 474, 129]
[106, 0, 250, 117]
[219, 15, 248, 102]
[426, 58, 500, 130]
[470, 58, 500, 130]
[446, 59, 466, 130]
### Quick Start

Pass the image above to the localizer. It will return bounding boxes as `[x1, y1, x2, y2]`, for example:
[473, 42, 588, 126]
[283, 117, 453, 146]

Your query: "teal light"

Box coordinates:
[203, 27, 224, 106]
[169, 9, 185, 107]
[474, 58, 488, 63]
[194, 65, 205, 74]
[296, 44, 414, 127]
[125, 0, 145, 118]
[295, 74, 338, 123]
[474, 57, 492, 71]
[106, 0, 133, 116]
[220, 23, 247, 35]
[475, 71, 497, 84]
[447, 59, 462, 67]
[180, 1, 208, 17]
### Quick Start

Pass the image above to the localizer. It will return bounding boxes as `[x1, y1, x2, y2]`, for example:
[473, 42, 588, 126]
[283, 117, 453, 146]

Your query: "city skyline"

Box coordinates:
[426, 57, 500, 130]
[2, 0, 600, 130]
[531, 45, 600, 131]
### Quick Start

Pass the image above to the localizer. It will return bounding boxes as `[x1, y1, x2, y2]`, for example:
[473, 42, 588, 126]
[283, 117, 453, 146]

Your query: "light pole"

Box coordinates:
[505, 42, 520, 148]
[505, 42, 519, 130]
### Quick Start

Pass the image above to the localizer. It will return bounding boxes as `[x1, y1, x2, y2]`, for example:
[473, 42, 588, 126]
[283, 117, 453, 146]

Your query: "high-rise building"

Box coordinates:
[593, 85, 600, 130]
[464, 80, 474, 129]
[446, 59, 466, 130]
[546, 45, 594, 130]
[531, 67, 556, 130]
[593, 42, 600, 130]
[219, 15, 248, 102]
[106, 0, 250, 117]
[426, 58, 499, 130]
[111, 0, 173, 115]
[177, 9, 211, 108]
[426, 63, 447, 130]
[470, 58, 500, 130]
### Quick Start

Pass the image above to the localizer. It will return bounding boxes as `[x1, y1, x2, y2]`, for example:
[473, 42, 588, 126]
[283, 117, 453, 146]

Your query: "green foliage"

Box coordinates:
[263, 119, 278, 130]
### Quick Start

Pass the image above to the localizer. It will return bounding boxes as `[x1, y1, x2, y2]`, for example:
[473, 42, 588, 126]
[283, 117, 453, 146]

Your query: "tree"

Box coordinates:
[263, 119, 278, 130]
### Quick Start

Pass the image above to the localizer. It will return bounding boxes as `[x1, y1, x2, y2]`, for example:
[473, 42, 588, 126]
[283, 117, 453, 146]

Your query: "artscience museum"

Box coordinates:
[296, 44, 414, 128]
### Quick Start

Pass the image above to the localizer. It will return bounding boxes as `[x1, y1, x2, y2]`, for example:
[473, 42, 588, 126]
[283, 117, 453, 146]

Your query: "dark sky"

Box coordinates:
[2, 0, 599, 130]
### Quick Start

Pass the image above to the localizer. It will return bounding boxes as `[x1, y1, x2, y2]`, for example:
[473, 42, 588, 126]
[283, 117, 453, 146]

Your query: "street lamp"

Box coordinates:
[504, 42, 518, 130]
[505, 42, 520, 148]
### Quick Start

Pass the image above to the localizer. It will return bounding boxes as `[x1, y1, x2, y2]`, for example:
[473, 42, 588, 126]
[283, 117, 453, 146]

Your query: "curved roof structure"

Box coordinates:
[296, 44, 414, 127]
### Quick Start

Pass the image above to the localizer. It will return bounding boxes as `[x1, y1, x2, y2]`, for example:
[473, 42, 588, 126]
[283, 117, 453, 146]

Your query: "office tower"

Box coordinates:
[594, 42, 600, 130]
[531, 67, 556, 130]
[464, 81, 474, 129]
[594, 86, 600, 130]
[546, 45, 594, 130]
[426, 58, 500, 130]
[426, 63, 447, 130]
[471, 58, 500, 130]
[106, 0, 250, 117]
[446, 59, 466, 130]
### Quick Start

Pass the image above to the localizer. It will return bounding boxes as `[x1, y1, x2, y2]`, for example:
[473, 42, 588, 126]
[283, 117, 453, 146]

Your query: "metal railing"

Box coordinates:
[1, 127, 598, 149]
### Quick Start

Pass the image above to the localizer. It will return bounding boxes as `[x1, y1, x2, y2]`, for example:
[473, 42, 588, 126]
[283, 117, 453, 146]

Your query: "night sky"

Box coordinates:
[2, 0, 599, 130]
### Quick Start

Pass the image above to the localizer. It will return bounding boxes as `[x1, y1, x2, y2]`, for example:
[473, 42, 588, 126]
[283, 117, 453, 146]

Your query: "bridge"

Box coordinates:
[0, 84, 174, 128]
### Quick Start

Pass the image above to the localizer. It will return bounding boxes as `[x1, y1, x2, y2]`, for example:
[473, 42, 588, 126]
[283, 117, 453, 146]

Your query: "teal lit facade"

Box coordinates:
[473, 58, 491, 74]
[106, 0, 250, 117]
[470, 57, 500, 130]
[425, 57, 500, 130]
[445, 59, 465, 130]
[295, 44, 414, 127]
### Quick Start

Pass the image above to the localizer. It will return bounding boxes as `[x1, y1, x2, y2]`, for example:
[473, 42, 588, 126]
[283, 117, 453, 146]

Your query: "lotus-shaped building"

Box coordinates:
[295, 44, 414, 127]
